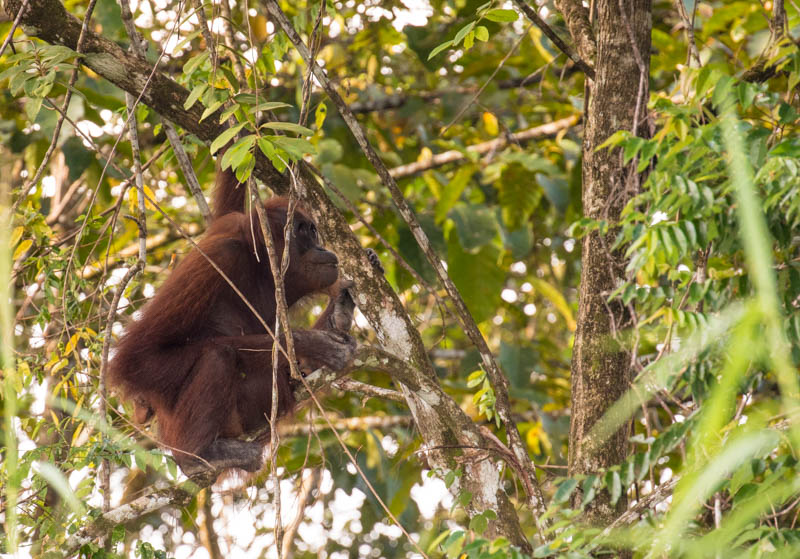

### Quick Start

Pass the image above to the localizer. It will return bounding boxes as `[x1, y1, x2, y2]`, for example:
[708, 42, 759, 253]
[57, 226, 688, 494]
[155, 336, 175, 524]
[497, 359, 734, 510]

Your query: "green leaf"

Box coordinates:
[475, 26, 489, 42]
[449, 204, 498, 251]
[219, 64, 239, 91]
[25, 97, 43, 122]
[221, 135, 256, 170]
[463, 30, 474, 50]
[253, 101, 293, 112]
[469, 512, 488, 535]
[428, 39, 454, 60]
[436, 166, 473, 224]
[199, 99, 225, 122]
[447, 239, 504, 323]
[553, 478, 578, 503]
[218, 103, 241, 124]
[597, 130, 630, 151]
[258, 137, 285, 171]
[234, 152, 255, 183]
[484, 8, 518, 22]
[210, 123, 245, 155]
[111, 524, 126, 546]
[183, 52, 209, 75]
[13, 239, 33, 260]
[466, 370, 485, 388]
[260, 121, 314, 136]
[453, 22, 475, 46]
[36, 462, 85, 515]
[270, 136, 316, 159]
[530, 278, 576, 330]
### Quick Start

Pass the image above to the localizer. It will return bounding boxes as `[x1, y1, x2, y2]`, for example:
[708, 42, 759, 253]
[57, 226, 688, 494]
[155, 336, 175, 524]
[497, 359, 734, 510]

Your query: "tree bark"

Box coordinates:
[567, 0, 652, 524]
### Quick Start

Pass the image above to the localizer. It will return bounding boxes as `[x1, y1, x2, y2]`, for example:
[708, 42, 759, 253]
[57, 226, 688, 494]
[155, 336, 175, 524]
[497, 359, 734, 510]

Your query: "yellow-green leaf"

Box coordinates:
[13, 239, 33, 260]
[315, 102, 327, 130]
[482, 111, 499, 136]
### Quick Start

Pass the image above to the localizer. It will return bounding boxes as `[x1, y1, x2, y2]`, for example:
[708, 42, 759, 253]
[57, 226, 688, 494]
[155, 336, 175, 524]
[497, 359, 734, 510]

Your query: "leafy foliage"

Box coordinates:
[2, 0, 800, 558]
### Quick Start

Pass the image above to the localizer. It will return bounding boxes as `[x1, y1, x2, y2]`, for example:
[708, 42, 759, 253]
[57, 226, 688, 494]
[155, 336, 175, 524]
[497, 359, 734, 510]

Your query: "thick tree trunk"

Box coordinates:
[567, 0, 652, 524]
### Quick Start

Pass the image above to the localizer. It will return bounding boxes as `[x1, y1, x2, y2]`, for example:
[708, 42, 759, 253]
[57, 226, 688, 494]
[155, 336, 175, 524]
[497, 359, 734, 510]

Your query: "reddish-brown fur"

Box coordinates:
[109, 167, 355, 474]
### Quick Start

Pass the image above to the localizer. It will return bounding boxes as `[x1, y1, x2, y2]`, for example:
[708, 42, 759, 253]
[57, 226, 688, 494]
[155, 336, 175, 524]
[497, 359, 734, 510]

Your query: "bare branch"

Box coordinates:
[673, 0, 701, 67]
[163, 122, 212, 223]
[332, 378, 406, 403]
[278, 415, 412, 437]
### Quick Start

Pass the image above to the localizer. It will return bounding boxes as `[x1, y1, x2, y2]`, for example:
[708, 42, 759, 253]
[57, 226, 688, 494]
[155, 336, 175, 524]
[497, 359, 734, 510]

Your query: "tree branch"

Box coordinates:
[513, 0, 595, 80]
[554, 0, 597, 65]
[390, 116, 577, 178]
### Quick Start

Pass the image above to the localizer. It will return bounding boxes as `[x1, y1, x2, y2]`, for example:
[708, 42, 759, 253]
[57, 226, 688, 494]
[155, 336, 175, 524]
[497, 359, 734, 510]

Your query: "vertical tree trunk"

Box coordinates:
[568, 0, 652, 524]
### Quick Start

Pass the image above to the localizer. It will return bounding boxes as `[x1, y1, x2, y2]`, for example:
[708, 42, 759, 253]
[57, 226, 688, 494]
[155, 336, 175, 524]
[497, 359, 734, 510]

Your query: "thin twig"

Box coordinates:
[673, 0, 701, 67]
[191, 0, 217, 70]
[98, 262, 143, 511]
[163, 121, 212, 223]
[0, 0, 30, 57]
[280, 469, 319, 558]
[618, 0, 648, 137]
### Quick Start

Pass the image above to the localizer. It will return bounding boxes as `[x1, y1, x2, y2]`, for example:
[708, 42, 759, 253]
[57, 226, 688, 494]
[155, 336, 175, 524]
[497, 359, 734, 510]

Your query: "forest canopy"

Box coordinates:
[2, 0, 800, 558]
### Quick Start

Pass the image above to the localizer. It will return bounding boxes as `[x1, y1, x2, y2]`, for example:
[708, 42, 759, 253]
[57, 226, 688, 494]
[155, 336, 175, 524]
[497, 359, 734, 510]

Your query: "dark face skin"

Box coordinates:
[285, 215, 339, 296]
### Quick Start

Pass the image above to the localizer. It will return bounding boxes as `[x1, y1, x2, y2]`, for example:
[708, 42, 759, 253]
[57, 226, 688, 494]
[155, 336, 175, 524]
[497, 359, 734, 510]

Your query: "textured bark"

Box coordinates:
[567, 0, 651, 524]
[4, 0, 532, 548]
[555, 0, 597, 65]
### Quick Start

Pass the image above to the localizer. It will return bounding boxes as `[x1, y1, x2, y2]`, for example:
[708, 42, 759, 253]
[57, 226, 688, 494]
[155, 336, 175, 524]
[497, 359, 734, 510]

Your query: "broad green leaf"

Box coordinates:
[182, 51, 208, 75]
[435, 165, 474, 222]
[484, 8, 518, 22]
[199, 99, 225, 122]
[270, 136, 316, 159]
[449, 204, 498, 251]
[13, 239, 32, 260]
[260, 121, 314, 136]
[447, 238, 504, 323]
[553, 479, 578, 503]
[253, 101, 292, 112]
[210, 123, 245, 154]
[184, 83, 207, 110]
[530, 278, 576, 331]
[453, 22, 475, 46]
[428, 39, 454, 60]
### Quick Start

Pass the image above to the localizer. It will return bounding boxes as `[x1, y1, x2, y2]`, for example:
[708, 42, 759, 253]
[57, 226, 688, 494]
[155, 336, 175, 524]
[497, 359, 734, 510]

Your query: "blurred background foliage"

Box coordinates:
[2, 0, 800, 557]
